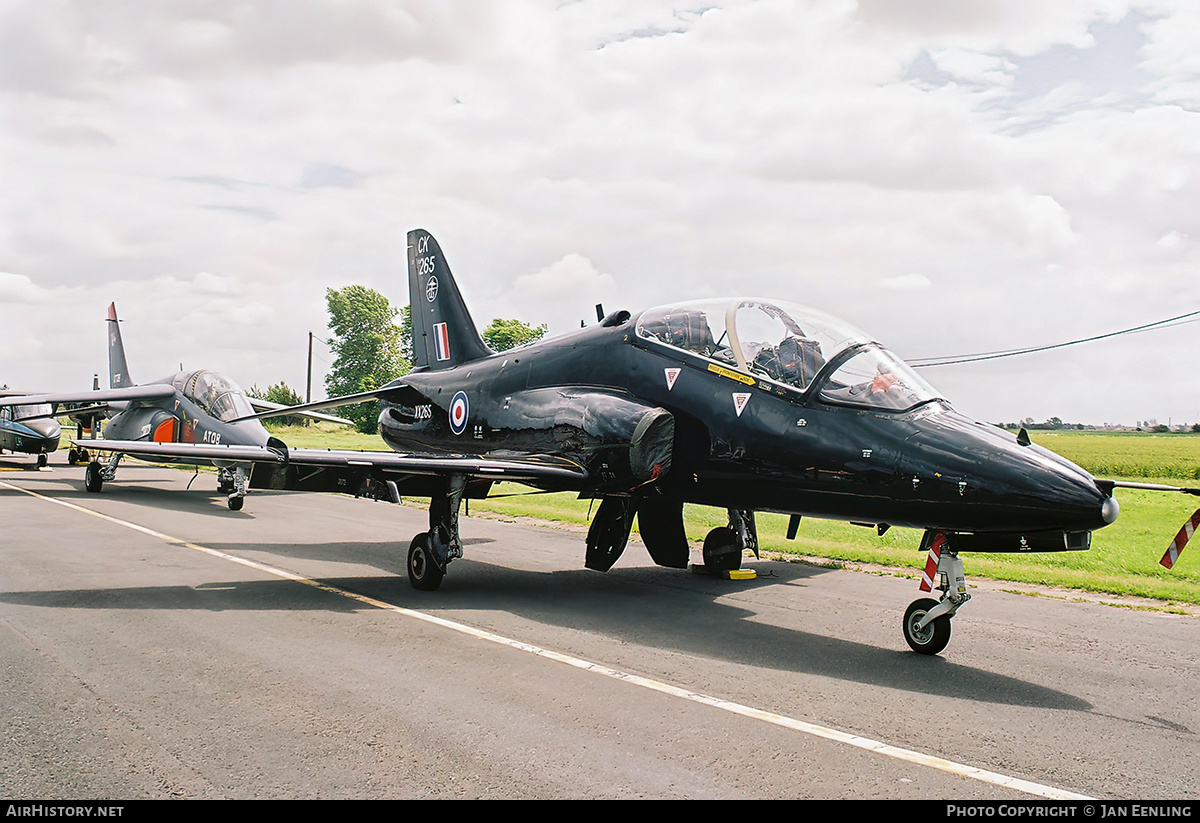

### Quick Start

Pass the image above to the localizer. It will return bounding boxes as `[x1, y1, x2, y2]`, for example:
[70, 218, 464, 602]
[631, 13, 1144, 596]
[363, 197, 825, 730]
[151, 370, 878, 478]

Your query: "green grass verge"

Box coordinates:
[1019, 429, 1200, 480]
[266, 422, 383, 450]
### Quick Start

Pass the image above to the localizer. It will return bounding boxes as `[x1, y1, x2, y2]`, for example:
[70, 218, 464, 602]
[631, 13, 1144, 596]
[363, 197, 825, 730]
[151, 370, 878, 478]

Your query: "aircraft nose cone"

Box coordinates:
[27, 418, 61, 439]
[1101, 494, 1120, 525]
[901, 412, 1112, 533]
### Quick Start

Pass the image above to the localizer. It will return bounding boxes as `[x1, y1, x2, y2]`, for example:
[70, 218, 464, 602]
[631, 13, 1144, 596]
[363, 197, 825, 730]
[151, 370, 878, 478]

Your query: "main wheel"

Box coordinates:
[37, 453, 47, 468]
[407, 533, 445, 591]
[84, 461, 103, 493]
[67, 448, 79, 465]
[903, 598, 952, 655]
[702, 526, 743, 571]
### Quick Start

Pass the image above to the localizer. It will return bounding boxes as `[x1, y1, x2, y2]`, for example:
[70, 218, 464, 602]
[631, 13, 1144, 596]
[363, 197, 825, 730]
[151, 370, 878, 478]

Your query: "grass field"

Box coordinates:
[267, 424, 1200, 606]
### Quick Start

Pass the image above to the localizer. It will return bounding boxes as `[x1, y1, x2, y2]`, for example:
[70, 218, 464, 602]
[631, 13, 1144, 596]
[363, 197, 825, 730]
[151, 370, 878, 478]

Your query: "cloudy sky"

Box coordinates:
[2, 0, 1198, 427]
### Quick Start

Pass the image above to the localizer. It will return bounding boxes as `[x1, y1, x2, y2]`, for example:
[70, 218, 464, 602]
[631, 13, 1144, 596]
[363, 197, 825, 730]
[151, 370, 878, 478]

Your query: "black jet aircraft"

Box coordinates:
[0, 393, 61, 467]
[243, 228, 1200, 655]
[0, 304, 353, 510]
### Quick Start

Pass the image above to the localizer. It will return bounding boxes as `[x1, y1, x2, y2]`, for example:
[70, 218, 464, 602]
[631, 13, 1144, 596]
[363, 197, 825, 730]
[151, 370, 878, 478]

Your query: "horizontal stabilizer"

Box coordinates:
[247, 397, 355, 426]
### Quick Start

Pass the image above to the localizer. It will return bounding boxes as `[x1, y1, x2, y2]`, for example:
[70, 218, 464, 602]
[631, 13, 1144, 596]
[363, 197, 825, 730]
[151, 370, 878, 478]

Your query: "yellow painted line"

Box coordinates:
[2, 479, 1091, 801]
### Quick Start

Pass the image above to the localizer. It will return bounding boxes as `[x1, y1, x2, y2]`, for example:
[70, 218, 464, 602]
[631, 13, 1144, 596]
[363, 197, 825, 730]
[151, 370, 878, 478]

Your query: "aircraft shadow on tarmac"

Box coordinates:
[0, 548, 1090, 712]
[0, 469, 264, 516]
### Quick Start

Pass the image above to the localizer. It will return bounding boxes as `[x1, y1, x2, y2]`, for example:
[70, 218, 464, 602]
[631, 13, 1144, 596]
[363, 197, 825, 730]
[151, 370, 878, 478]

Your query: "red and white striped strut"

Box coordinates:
[920, 532, 947, 592]
[1161, 509, 1200, 570]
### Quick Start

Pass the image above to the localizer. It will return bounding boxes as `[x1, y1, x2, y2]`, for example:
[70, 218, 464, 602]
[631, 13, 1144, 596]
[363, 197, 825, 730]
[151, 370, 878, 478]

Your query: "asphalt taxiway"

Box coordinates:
[2, 457, 1197, 799]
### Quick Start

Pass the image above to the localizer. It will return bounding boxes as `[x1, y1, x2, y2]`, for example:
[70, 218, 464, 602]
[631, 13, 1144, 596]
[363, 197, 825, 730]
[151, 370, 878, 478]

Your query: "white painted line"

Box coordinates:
[3, 479, 1092, 800]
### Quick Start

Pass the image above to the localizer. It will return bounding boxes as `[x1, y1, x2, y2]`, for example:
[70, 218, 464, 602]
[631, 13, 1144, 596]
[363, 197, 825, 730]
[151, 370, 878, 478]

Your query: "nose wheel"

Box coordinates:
[903, 598, 952, 655]
[902, 531, 970, 655]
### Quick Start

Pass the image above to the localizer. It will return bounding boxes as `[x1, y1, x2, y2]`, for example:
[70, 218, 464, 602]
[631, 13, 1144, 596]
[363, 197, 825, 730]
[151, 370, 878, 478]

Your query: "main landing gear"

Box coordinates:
[84, 454, 121, 493]
[701, 508, 759, 571]
[406, 474, 466, 591]
[902, 533, 970, 656]
[217, 466, 249, 511]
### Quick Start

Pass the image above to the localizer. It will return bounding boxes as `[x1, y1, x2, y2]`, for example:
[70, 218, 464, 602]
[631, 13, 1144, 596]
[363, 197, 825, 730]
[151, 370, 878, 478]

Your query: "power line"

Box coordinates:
[908, 309, 1200, 368]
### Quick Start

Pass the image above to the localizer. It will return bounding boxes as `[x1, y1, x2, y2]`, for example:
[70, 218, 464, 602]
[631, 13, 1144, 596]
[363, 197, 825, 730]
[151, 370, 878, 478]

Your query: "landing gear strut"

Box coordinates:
[903, 533, 970, 655]
[223, 466, 248, 511]
[406, 474, 466, 591]
[84, 453, 121, 493]
[702, 508, 759, 571]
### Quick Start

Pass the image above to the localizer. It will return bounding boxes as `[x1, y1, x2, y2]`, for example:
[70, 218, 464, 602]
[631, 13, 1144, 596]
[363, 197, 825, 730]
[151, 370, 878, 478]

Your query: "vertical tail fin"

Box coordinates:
[106, 303, 133, 388]
[407, 229, 492, 371]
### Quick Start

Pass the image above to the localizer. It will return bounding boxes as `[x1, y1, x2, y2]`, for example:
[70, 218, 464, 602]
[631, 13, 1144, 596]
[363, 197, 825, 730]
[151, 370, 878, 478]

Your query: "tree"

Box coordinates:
[247, 381, 305, 427]
[325, 286, 410, 433]
[483, 318, 548, 352]
[398, 305, 413, 364]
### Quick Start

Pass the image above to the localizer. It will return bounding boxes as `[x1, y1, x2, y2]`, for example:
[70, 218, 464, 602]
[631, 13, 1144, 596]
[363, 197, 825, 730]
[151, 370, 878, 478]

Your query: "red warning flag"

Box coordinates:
[1161, 509, 1200, 570]
[920, 532, 946, 592]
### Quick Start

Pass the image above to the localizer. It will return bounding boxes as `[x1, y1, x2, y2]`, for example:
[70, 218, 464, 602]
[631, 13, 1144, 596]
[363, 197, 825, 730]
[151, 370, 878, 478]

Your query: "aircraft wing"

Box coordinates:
[80, 438, 587, 483]
[246, 398, 355, 426]
[282, 448, 588, 482]
[80, 438, 287, 464]
[0, 385, 176, 408]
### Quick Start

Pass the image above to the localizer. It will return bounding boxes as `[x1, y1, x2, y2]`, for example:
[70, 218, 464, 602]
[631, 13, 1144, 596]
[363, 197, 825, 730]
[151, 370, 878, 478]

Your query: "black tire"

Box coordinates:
[903, 597, 952, 655]
[407, 533, 445, 591]
[702, 526, 743, 571]
[78, 449, 90, 464]
[37, 453, 47, 468]
[227, 496, 244, 511]
[84, 461, 103, 493]
[67, 448, 78, 466]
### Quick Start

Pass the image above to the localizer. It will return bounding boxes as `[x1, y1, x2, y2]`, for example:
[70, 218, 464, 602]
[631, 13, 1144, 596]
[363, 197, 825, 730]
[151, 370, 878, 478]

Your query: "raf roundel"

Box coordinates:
[448, 391, 469, 435]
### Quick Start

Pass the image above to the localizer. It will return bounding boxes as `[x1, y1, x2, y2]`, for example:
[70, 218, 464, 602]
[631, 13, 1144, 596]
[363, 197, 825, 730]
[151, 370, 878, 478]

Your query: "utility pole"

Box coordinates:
[306, 331, 313, 403]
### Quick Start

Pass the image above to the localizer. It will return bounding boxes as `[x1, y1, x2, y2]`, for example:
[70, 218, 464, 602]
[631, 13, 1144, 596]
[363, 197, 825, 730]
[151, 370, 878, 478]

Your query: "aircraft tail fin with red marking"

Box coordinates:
[407, 229, 492, 372]
[106, 303, 134, 389]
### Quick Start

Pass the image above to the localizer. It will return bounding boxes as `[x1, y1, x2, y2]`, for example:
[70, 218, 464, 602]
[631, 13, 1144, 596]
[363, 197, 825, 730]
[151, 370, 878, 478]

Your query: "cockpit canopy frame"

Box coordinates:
[635, 298, 942, 413]
[172, 369, 255, 423]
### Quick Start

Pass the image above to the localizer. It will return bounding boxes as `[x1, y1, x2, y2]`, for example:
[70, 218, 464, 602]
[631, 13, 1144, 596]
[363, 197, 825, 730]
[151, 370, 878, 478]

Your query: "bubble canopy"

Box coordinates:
[635, 298, 942, 412]
[171, 369, 255, 423]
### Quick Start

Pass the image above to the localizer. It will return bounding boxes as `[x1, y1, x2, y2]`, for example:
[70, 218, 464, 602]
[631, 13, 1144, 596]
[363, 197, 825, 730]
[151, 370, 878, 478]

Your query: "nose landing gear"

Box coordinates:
[903, 532, 970, 656]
